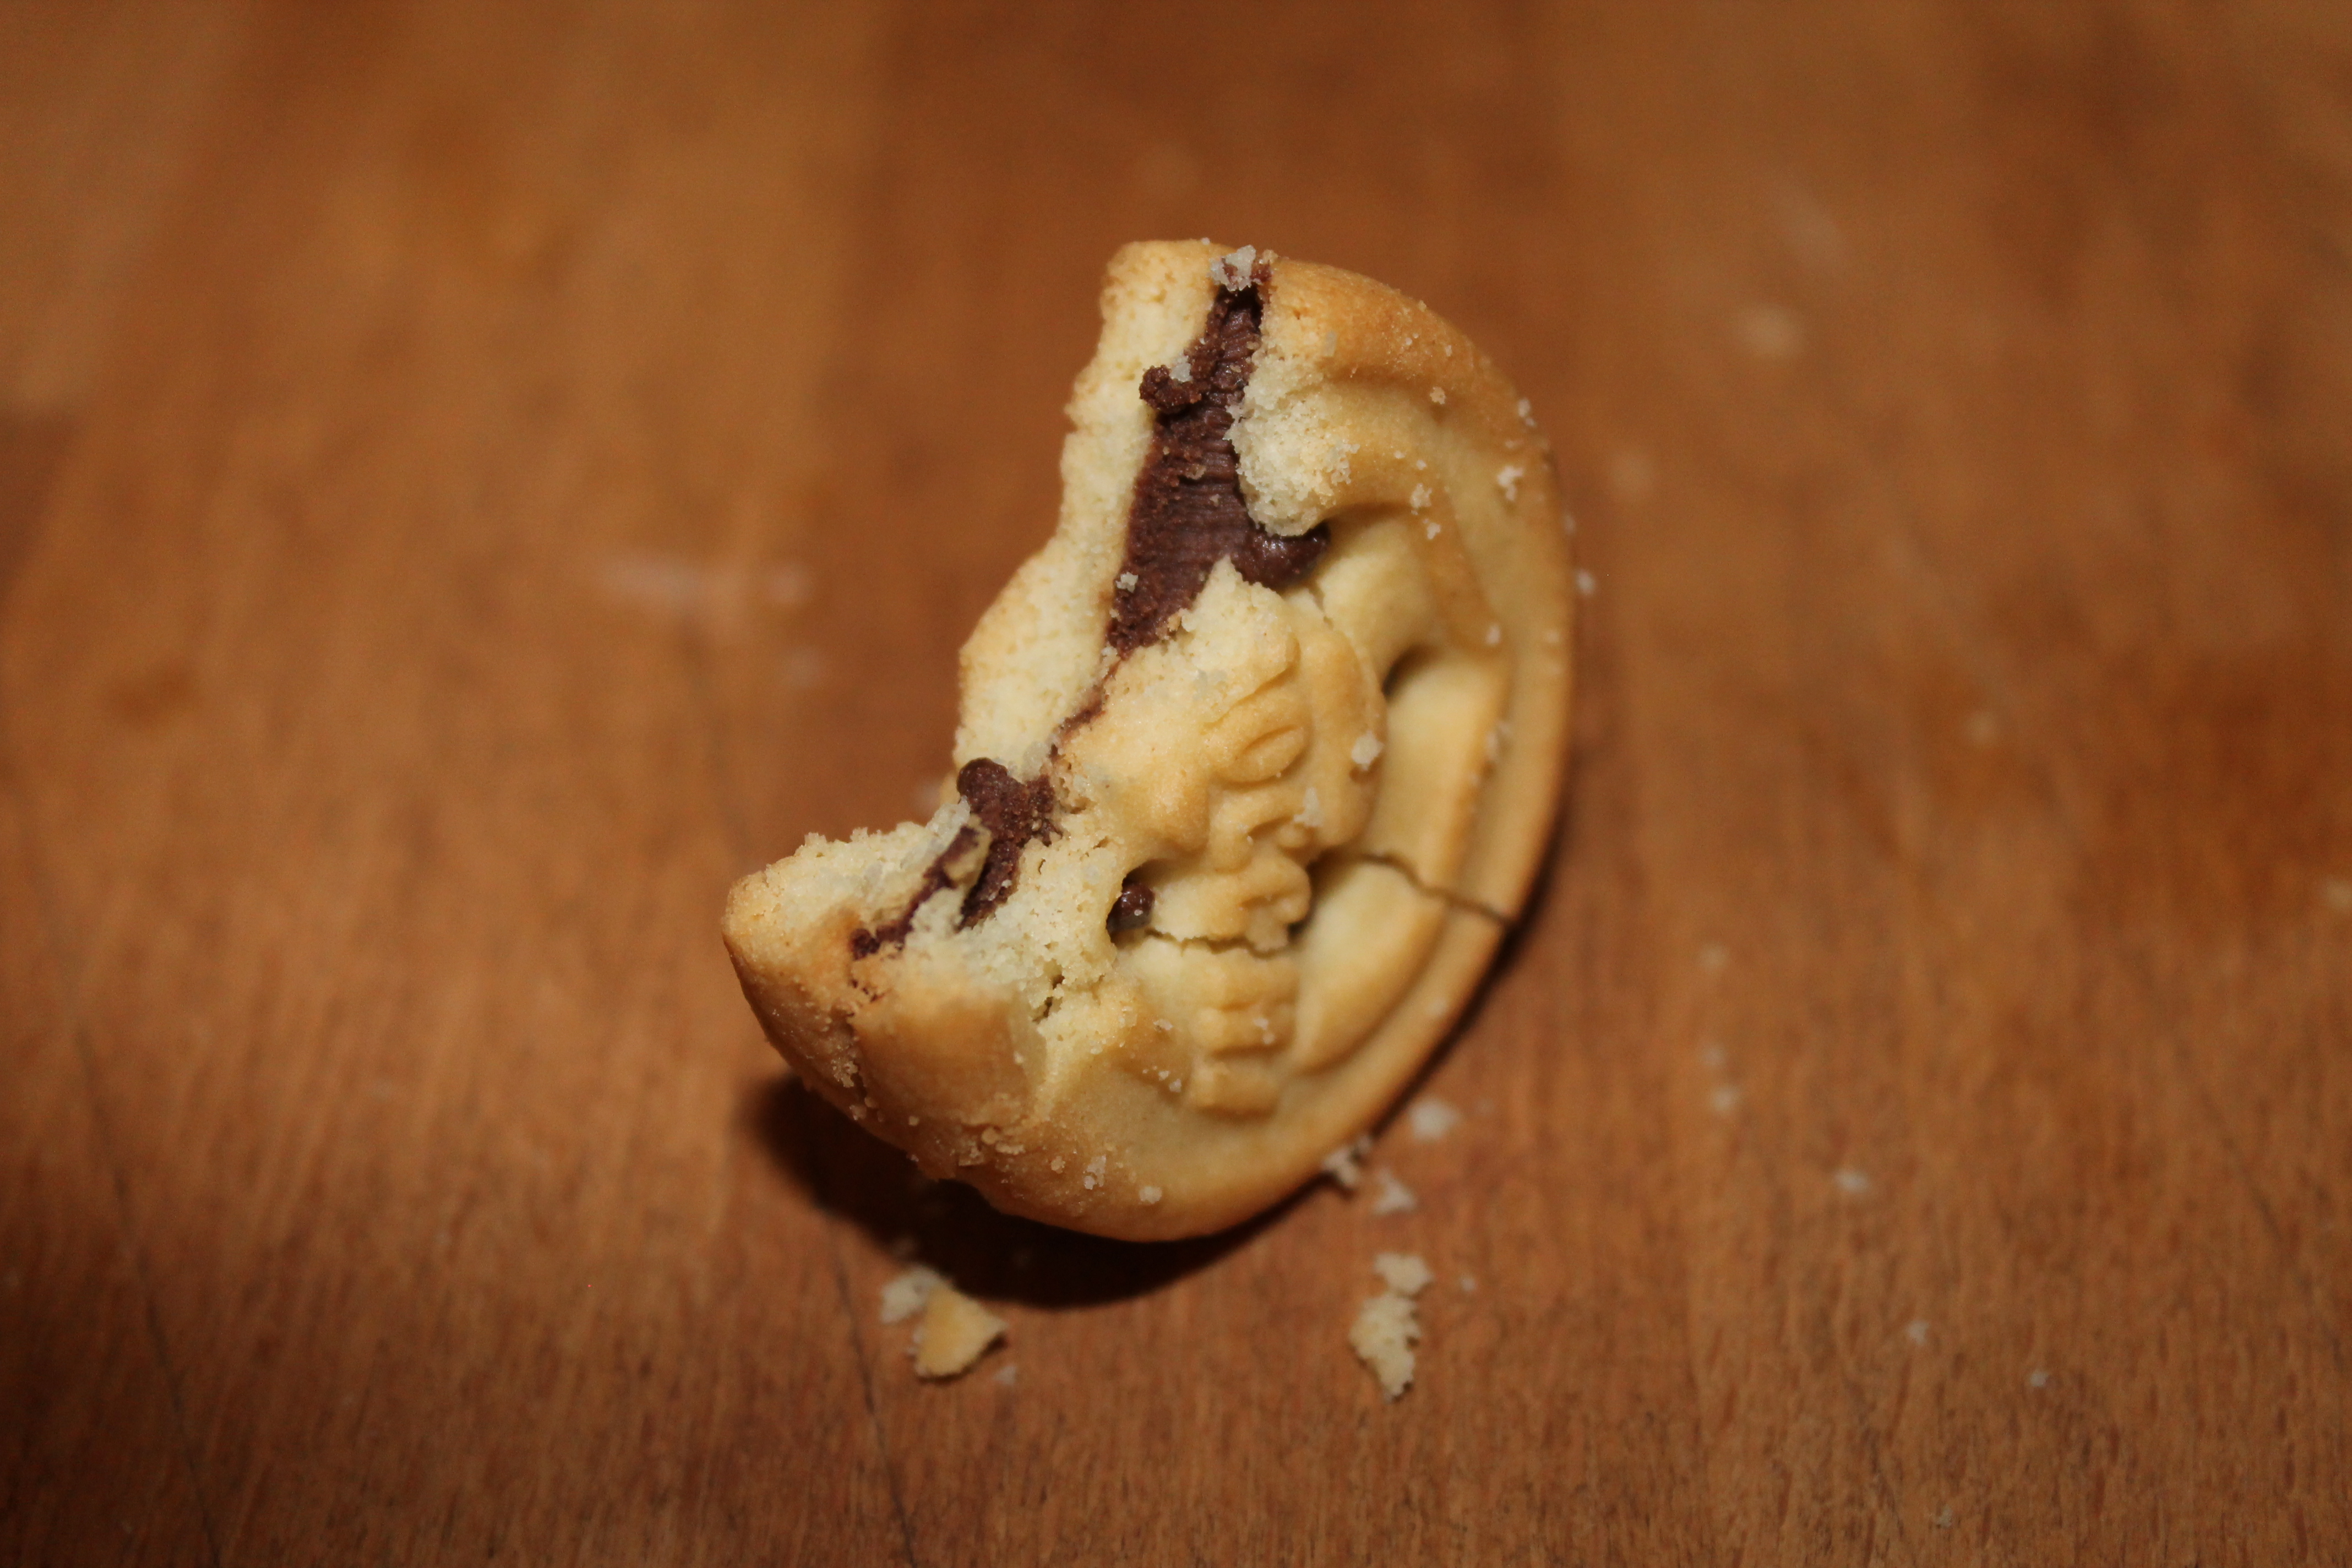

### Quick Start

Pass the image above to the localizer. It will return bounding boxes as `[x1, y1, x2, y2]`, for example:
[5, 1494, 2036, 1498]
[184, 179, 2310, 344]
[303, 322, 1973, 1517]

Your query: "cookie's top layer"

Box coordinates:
[724, 241, 1572, 1240]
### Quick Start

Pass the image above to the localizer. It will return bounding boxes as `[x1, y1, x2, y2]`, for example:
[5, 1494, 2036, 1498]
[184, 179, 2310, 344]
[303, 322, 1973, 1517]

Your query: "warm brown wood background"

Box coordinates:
[4, 0, 2348, 1562]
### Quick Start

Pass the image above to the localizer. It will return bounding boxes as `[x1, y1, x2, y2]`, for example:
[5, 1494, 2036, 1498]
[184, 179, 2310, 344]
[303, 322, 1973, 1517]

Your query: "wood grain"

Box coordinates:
[3, 1, 2346, 1562]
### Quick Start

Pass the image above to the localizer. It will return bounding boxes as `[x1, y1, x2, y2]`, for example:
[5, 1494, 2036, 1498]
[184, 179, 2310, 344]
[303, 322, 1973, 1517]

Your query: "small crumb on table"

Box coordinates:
[878, 1265, 942, 1325]
[1407, 1097, 1461, 1142]
[1373, 1253, 1433, 1296]
[1369, 1168, 1418, 1216]
[913, 1282, 1008, 1380]
[881, 1265, 1008, 1381]
[1351, 1253, 1435, 1401]
[1322, 1134, 1371, 1191]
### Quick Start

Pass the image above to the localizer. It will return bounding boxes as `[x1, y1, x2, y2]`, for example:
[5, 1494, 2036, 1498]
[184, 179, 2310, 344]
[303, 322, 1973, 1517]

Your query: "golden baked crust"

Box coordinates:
[723, 241, 1572, 1240]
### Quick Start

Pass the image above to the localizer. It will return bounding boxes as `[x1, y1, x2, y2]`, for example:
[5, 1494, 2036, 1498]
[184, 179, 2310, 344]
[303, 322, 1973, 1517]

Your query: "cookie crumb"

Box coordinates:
[2027, 1368, 2050, 1389]
[1140, 1184, 1164, 1205]
[1516, 396, 1534, 424]
[878, 1265, 943, 1325]
[1115, 571, 1140, 592]
[1082, 1154, 1107, 1191]
[1373, 1253, 1433, 1296]
[1351, 1253, 1435, 1401]
[1322, 1135, 1372, 1191]
[1458, 1274, 1478, 1293]
[1351, 1296, 1421, 1401]
[1351, 732, 1385, 769]
[1429, 386, 1447, 406]
[1409, 482, 1431, 510]
[1210, 244, 1259, 289]
[1369, 1168, 1418, 1215]
[993, 1363, 1019, 1388]
[1495, 464, 1525, 502]
[1407, 1097, 1461, 1142]
[1574, 569, 1597, 597]
[912, 1282, 1007, 1380]
[1905, 1319, 1930, 1346]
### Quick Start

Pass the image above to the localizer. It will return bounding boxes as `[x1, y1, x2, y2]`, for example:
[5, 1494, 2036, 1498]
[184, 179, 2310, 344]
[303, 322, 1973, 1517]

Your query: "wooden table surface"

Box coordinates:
[5, 1, 2349, 1562]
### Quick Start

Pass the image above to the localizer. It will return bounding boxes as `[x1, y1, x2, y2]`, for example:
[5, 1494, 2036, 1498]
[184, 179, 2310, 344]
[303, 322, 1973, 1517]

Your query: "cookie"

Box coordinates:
[724, 241, 1572, 1240]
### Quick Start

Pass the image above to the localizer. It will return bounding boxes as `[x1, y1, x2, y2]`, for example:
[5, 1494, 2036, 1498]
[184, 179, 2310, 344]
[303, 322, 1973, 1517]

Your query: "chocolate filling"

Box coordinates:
[854, 262, 1333, 954]
[1107, 266, 1330, 651]
[850, 825, 977, 959]
[848, 759, 1059, 957]
[951, 758, 1058, 926]
[1106, 876, 1155, 934]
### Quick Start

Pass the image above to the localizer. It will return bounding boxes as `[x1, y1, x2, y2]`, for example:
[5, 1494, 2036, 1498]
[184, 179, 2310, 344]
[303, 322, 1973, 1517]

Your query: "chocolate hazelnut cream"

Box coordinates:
[853, 263, 1328, 953]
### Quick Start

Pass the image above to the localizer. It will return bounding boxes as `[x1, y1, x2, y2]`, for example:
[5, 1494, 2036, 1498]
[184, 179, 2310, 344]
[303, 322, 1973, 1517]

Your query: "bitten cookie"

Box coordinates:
[724, 241, 1572, 1240]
